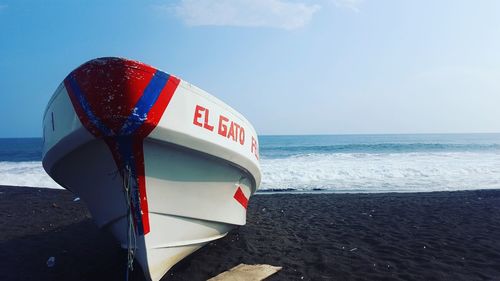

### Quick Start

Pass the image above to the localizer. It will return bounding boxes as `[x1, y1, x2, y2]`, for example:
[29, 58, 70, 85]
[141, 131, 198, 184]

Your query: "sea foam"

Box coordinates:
[0, 161, 62, 189]
[260, 151, 500, 192]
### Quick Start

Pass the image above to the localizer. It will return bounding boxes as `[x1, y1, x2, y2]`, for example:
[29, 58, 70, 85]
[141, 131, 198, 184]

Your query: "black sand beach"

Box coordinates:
[1, 186, 500, 281]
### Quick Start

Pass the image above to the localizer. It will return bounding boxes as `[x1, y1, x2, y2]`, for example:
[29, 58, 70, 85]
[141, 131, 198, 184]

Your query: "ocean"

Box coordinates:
[1, 134, 500, 193]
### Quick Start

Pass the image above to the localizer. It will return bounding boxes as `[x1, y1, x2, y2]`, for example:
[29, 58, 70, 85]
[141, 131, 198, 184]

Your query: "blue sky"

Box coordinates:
[1, 0, 500, 137]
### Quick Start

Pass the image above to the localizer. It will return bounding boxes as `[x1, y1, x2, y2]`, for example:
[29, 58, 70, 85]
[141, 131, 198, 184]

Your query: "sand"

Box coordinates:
[1, 185, 500, 280]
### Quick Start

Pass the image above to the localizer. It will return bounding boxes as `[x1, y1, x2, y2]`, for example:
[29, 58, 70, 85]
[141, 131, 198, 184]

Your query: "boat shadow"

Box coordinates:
[0, 218, 254, 281]
[0, 219, 148, 281]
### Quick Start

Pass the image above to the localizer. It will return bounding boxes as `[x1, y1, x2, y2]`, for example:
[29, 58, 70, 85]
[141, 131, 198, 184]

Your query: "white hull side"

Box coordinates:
[48, 137, 252, 280]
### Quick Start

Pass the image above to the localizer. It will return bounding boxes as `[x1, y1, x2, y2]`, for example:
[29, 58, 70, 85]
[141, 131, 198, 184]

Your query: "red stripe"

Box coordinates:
[136, 76, 180, 139]
[132, 136, 150, 234]
[134, 75, 179, 234]
[233, 186, 248, 209]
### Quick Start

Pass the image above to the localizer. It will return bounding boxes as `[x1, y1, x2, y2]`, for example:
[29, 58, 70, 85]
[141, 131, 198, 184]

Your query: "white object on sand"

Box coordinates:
[208, 264, 282, 281]
[42, 57, 261, 281]
[46, 256, 55, 267]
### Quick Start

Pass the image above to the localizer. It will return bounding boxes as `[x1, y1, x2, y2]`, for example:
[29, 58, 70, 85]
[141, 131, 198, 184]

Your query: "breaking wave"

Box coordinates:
[260, 151, 500, 192]
[0, 161, 62, 189]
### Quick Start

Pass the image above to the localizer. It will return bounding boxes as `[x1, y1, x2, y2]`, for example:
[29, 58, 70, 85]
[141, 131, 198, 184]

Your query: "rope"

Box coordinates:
[122, 164, 137, 281]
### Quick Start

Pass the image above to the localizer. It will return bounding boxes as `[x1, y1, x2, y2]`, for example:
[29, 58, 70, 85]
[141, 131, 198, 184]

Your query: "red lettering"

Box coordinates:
[228, 121, 236, 140]
[251, 136, 259, 159]
[193, 105, 204, 127]
[218, 115, 229, 137]
[234, 123, 241, 142]
[204, 111, 246, 147]
[239, 127, 245, 145]
[203, 108, 214, 131]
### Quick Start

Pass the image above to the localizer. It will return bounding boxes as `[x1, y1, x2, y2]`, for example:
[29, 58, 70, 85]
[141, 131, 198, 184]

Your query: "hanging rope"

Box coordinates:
[122, 164, 137, 281]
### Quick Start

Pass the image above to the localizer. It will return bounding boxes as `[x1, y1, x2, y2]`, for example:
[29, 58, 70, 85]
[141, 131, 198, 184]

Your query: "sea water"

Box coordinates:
[0, 138, 60, 188]
[1, 134, 500, 193]
[259, 134, 500, 193]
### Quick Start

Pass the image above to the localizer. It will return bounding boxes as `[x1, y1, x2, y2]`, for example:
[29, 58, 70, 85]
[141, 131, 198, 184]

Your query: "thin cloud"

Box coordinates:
[172, 0, 321, 30]
[332, 0, 364, 12]
[0, 4, 8, 11]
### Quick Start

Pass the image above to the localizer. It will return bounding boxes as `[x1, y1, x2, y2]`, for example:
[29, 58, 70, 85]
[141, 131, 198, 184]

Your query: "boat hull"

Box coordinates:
[42, 57, 260, 281]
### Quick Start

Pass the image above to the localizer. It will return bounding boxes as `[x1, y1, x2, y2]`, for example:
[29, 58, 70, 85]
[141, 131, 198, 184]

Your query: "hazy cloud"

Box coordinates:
[413, 66, 500, 87]
[0, 4, 8, 11]
[172, 0, 321, 30]
[332, 0, 364, 12]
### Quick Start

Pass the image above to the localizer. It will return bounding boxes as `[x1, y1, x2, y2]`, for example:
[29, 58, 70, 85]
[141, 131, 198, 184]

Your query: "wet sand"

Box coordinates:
[1, 185, 500, 280]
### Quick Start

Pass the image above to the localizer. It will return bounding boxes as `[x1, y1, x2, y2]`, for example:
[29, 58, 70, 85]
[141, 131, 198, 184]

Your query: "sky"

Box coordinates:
[1, 0, 500, 137]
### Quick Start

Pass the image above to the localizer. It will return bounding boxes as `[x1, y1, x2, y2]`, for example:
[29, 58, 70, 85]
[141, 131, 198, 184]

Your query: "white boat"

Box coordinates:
[42, 57, 261, 281]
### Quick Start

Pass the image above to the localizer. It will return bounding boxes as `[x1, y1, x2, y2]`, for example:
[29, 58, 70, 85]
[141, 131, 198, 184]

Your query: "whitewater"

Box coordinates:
[1, 134, 500, 193]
